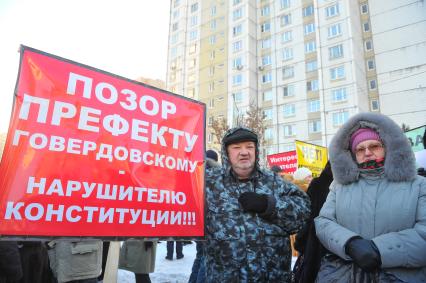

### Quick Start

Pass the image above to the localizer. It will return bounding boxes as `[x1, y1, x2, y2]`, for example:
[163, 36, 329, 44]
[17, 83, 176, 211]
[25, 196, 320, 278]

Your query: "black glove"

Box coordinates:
[345, 237, 381, 272]
[238, 192, 268, 213]
[144, 241, 153, 250]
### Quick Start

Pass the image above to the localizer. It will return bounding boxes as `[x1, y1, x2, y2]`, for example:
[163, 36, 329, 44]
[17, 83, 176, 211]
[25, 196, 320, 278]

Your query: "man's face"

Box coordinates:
[227, 141, 256, 177]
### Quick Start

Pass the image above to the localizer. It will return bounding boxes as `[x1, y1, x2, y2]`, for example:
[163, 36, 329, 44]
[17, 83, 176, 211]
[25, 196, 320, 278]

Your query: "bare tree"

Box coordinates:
[401, 123, 410, 132]
[208, 100, 267, 147]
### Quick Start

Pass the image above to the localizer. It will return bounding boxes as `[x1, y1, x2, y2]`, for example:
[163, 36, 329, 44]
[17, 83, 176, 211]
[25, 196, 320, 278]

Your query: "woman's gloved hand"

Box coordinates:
[345, 237, 381, 272]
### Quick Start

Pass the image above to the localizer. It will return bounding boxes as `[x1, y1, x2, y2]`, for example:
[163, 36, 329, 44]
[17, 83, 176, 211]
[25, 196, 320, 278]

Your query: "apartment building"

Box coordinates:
[166, 0, 424, 156]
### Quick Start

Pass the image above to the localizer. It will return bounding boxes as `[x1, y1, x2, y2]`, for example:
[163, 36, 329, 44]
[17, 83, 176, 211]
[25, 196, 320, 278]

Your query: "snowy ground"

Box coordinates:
[118, 241, 196, 283]
[117, 241, 297, 283]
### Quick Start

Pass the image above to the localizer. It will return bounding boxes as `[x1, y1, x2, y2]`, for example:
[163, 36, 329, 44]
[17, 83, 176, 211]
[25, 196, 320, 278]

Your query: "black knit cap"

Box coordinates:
[223, 128, 258, 146]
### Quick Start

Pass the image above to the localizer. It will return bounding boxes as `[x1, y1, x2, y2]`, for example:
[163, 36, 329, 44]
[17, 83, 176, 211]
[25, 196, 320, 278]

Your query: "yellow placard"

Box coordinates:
[295, 140, 328, 177]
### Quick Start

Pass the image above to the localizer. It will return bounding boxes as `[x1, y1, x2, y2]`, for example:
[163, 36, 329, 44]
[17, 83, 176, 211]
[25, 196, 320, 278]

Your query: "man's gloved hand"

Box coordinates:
[144, 241, 153, 251]
[345, 237, 381, 272]
[238, 192, 268, 213]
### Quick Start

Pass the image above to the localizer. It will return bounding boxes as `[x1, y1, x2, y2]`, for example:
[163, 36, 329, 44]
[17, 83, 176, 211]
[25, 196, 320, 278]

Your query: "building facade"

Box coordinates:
[166, 0, 426, 155]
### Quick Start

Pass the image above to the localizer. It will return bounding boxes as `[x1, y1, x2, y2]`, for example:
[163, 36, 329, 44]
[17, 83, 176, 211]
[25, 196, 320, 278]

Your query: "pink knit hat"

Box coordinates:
[350, 128, 380, 153]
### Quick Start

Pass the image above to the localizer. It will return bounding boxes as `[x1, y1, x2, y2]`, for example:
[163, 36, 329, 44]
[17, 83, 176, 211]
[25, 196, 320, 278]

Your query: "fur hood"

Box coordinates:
[329, 112, 416, 184]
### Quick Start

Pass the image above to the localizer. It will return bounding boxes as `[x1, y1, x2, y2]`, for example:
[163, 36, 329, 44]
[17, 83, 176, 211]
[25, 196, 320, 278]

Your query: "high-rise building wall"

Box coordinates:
[166, 0, 425, 156]
[368, 0, 426, 128]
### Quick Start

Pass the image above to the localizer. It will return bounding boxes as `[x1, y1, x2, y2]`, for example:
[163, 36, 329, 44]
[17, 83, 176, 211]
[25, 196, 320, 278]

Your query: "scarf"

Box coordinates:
[358, 158, 385, 177]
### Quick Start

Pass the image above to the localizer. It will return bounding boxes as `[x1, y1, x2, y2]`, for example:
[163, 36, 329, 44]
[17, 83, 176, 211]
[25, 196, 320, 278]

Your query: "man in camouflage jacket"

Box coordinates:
[205, 127, 310, 282]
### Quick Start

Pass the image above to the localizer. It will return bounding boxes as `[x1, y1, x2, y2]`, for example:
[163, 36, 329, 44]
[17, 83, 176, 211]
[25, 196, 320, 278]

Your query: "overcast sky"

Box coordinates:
[0, 0, 170, 132]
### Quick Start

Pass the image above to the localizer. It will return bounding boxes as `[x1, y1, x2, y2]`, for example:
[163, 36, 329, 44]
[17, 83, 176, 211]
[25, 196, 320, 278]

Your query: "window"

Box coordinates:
[283, 125, 295, 136]
[233, 24, 242, 36]
[325, 3, 340, 18]
[233, 91, 244, 103]
[263, 90, 273, 102]
[328, 23, 342, 38]
[371, 99, 379, 111]
[308, 99, 320, 112]
[174, 0, 180, 7]
[304, 23, 315, 35]
[188, 74, 195, 83]
[210, 50, 215, 59]
[208, 98, 215, 108]
[261, 37, 272, 48]
[365, 40, 373, 51]
[233, 0, 241, 5]
[306, 60, 318, 72]
[262, 54, 272, 66]
[191, 3, 198, 13]
[280, 0, 291, 9]
[262, 72, 272, 83]
[282, 31, 292, 43]
[332, 111, 349, 126]
[233, 57, 242, 69]
[261, 5, 270, 16]
[304, 41, 316, 53]
[329, 44, 344, 59]
[332, 87, 347, 102]
[280, 14, 292, 26]
[173, 10, 180, 19]
[330, 65, 345, 80]
[263, 108, 273, 120]
[282, 47, 293, 61]
[261, 22, 271, 33]
[211, 5, 216, 15]
[303, 5, 314, 17]
[189, 30, 198, 40]
[190, 16, 198, 26]
[283, 104, 296, 117]
[369, 79, 377, 90]
[263, 128, 273, 141]
[208, 82, 214, 92]
[307, 79, 319, 91]
[170, 33, 178, 44]
[170, 47, 178, 59]
[367, 59, 375, 70]
[309, 120, 321, 133]
[172, 22, 179, 31]
[208, 133, 213, 143]
[210, 19, 217, 29]
[282, 66, 294, 79]
[233, 40, 243, 52]
[209, 66, 214, 76]
[363, 21, 370, 32]
[233, 8, 243, 20]
[360, 3, 369, 14]
[283, 84, 295, 97]
[233, 74, 243, 86]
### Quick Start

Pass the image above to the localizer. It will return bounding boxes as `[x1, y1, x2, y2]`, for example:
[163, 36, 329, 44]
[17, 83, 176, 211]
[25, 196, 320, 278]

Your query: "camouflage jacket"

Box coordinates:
[205, 127, 311, 283]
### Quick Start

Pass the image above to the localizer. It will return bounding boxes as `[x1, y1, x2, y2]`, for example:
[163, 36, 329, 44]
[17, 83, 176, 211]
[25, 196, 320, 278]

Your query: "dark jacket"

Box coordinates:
[205, 127, 311, 282]
[293, 162, 333, 283]
[0, 241, 23, 282]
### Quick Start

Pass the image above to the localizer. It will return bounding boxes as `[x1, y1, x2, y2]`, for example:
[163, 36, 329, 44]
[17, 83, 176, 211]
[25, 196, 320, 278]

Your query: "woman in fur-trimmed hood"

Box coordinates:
[315, 112, 426, 282]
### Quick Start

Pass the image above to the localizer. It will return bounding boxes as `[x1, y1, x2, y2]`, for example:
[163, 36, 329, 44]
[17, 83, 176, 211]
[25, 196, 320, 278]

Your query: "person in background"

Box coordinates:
[204, 127, 310, 282]
[293, 161, 333, 283]
[315, 112, 426, 282]
[47, 240, 102, 283]
[0, 241, 23, 283]
[18, 241, 54, 283]
[119, 240, 157, 283]
[188, 149, 220, 283]
[165, 241, 184, 260]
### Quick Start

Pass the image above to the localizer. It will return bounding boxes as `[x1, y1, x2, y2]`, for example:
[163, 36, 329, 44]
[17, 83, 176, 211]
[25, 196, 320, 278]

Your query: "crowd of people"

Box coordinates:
[1, 112, 425, 283]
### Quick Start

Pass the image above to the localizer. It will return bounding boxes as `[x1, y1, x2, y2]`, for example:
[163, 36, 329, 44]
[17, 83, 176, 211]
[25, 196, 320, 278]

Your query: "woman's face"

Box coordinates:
[354, 139, 385, 164]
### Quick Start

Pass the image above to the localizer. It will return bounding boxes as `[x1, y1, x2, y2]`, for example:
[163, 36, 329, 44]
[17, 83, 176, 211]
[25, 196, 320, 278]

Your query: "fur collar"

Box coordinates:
[329, 112, 416, 184]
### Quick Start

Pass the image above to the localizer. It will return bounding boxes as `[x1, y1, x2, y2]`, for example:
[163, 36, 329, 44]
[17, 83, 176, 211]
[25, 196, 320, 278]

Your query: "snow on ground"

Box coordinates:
[118, 241, 196, 283]
[117, 241, 297, 283]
